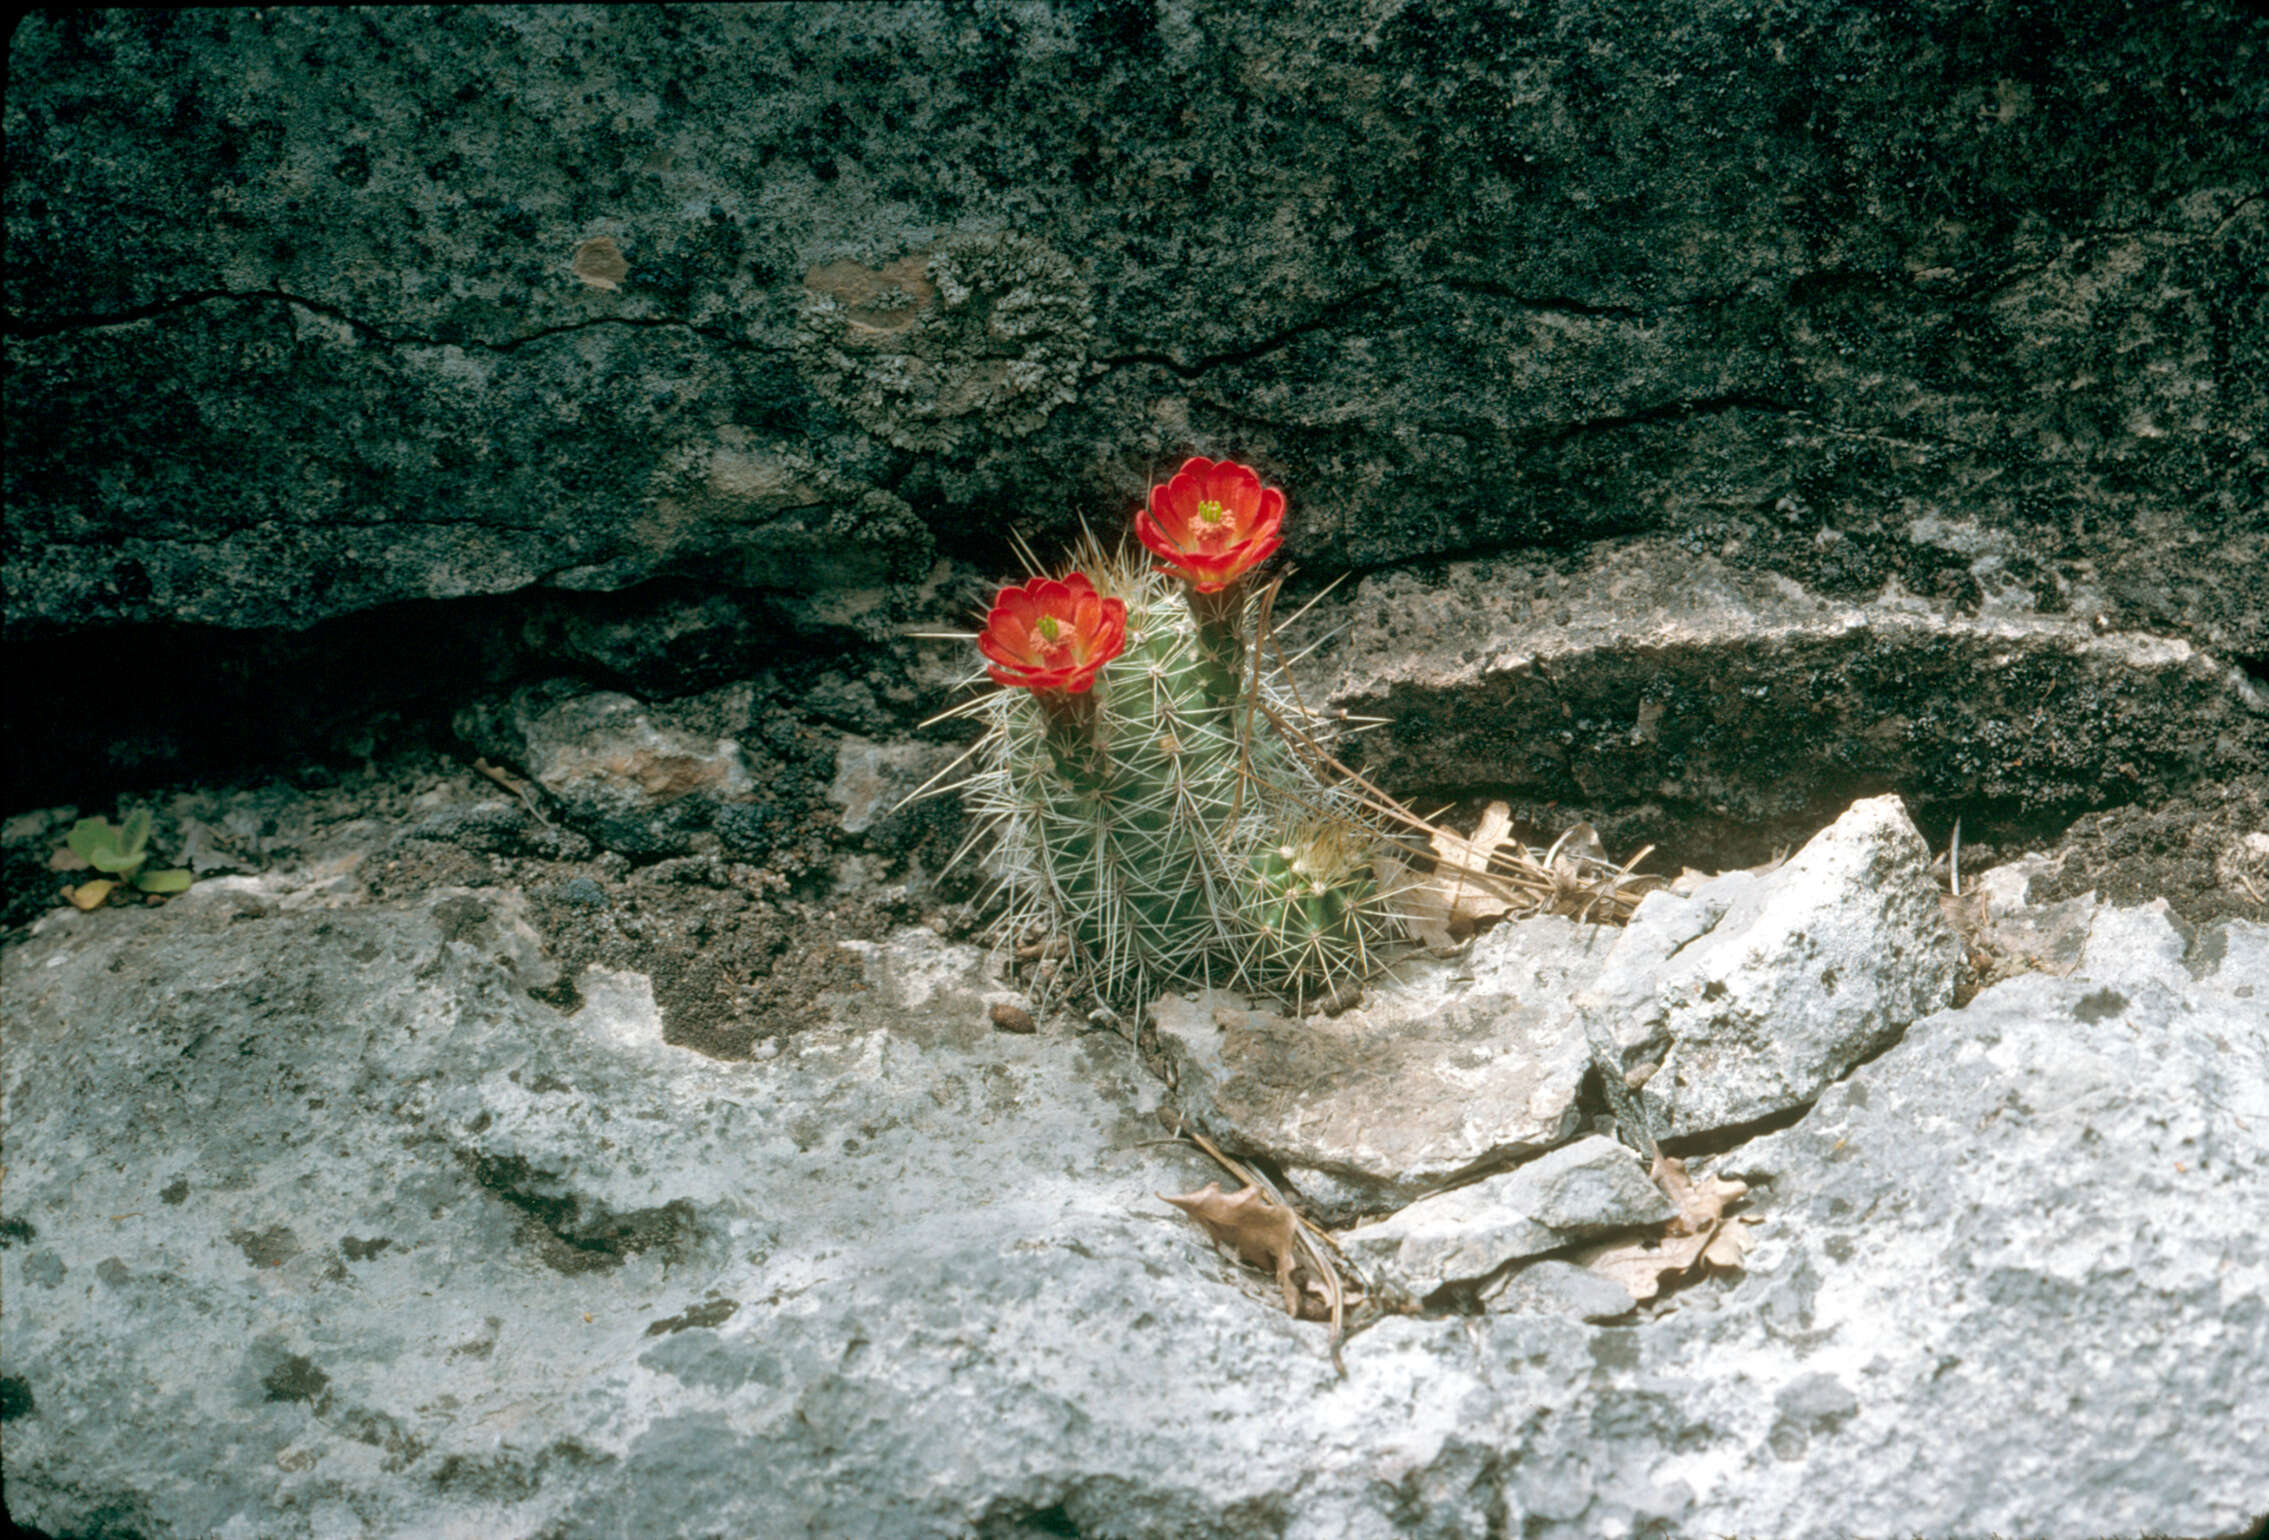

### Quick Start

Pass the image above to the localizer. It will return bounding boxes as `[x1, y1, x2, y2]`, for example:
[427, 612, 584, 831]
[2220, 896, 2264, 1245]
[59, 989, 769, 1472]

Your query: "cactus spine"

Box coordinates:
[965, 545, 1397, 1011]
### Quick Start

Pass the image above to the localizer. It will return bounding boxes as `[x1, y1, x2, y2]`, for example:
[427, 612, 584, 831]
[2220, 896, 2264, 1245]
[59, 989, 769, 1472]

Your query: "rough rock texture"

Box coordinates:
[1151, 916, 1607, 1211]
[1482, 1258, 1650, 1324]
[1583, 794, 1959, 1140]
[5, 814, 2266, 1539]
[451, 677, 849, 863]
[1693, 898, 2269, 1539]
[7, 4, 2263, 655]
[1317, 537, 2268, 865]
[4, 3, 2263, 916]
[470, 687, 759, 855]
[6, 3, 2268, 1529]
[1155, 795, 1958, 1198]
[1341, 1136, 1675, 1300]
[827, 735, 957, 838]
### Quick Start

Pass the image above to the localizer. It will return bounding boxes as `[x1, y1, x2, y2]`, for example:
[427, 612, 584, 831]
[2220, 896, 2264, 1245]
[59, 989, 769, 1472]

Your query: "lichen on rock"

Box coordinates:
[795, 231, 1093, 453]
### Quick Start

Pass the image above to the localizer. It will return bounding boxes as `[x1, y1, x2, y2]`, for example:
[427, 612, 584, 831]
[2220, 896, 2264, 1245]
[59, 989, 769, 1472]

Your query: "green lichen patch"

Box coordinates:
[797, 232, 1092, 453]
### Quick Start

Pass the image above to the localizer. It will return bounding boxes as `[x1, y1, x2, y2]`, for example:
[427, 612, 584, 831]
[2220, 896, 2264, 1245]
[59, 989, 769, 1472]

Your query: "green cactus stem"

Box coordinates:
[961, 545, 1399, 1010]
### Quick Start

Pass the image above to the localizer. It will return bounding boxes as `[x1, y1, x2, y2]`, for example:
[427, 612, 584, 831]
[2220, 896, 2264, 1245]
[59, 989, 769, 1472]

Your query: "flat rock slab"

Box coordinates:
[1484, 1259, 1646, 1323]
[1157, 796, 1954, 1199]
[1341, 1136, 1674, 1300]
[0, 892, 1288, 1538]
[1151, 915, 1611, 1208]
[1321, 540, 2267, 863]
[1584, 793, 1958, 1140]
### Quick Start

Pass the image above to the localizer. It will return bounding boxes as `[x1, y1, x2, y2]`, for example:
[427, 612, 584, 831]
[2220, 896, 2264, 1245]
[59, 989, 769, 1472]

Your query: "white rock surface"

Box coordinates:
[1151, 916, 1609, 1208]
[1685, 895, 2269, 1539]
[1581, 793, 1958, 1138]
[1341, 1135, 1674, 1298]
[1483, 1259, 1646, 1322]
[4, 844, 2264, 1540]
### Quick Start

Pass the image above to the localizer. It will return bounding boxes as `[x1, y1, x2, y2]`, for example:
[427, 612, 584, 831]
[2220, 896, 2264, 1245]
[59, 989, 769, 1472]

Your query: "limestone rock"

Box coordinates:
[1959, 853, 2102, 979]
[6, 6, 2261, 663]
[826, 735, 955, 838]
[1581, 794, 1958, 1140]
[1483, 1259, 1646, 1323]
[451, 681, 833, 865]
[3, 853, 2264, 1539]
[1341, 1136, 1675, 1298]
[1674, 894, 2269, 1540]
[1320, 539, 2265, 869]
[1151, 915, 1607, 1210]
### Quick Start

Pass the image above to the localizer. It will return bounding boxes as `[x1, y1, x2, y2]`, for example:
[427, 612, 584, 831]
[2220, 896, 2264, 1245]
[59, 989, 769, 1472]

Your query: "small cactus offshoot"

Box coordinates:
[61, 810, 193, 908]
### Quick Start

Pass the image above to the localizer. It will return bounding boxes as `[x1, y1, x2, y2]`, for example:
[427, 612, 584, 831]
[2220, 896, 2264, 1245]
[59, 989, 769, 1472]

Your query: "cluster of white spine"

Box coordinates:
[962, 549, 1397, 1010]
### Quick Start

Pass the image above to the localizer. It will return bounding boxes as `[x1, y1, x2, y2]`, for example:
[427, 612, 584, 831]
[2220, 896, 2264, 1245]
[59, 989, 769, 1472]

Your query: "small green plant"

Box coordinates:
[930, 456, 1658, 1015]
[61, 809, 193, 909]
[941, 457, 1402, 1012]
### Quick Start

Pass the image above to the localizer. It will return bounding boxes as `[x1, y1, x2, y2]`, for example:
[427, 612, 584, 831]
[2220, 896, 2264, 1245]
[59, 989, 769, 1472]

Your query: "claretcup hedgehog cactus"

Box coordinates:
[955, 457, 1400, 1011]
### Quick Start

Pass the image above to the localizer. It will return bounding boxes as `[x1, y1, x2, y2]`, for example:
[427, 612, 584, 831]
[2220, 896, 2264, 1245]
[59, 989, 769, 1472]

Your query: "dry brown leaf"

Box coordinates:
[1378, 852, 1454, 951]
[1658, 1154, 1748, 1225]
[1701, 1221, 1753, 1271]
[1578, 1155, 1751, 1305]
[1160, 1181, 1304, 1315]
[1548, 821, 1608, 899]
[1401, 800, 1525, 946]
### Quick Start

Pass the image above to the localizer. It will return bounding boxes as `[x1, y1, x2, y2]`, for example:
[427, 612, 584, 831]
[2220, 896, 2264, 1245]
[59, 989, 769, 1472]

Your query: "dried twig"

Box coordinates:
[472, 757, 553, 830]
[1241, 633, 1652, 927]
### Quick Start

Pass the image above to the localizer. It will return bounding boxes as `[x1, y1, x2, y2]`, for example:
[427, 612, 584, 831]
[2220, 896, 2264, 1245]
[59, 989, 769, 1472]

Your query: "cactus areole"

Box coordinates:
[959, 459, 1397, 1011]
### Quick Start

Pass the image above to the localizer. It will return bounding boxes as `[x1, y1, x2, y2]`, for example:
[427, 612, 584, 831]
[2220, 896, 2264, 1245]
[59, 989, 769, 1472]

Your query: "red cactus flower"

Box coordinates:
[978, 573, 1128, 695]
[1135, 456, 1286, 593]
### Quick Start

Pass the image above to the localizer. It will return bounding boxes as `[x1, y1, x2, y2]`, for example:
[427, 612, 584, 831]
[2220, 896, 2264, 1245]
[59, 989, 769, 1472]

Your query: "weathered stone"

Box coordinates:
[1321, 538, 2267, 868]
[1483, 1259, 1645, 1324]
[1342, 1136, 1674, 1298]
[457, 686, 756, 858]
[1674, 893, 2269, 1540]
[1581, 794, 1958, 1140]
[6, 5, 2261, 664]
[1151, 915, 1607, 1209]
[0, 900, 1213, 1538]
[1962, 853, 2103, 978]
[448, 680, 850, 868]
[4, 819, 2264, 1538]
[827, 735, 955, 838]
[518, 585, 777, 698]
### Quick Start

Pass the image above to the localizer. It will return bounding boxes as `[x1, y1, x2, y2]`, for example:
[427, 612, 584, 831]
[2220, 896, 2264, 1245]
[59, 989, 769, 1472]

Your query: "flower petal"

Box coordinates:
[977, 571, 1127, 694]
[1137, 457, 1287, 593]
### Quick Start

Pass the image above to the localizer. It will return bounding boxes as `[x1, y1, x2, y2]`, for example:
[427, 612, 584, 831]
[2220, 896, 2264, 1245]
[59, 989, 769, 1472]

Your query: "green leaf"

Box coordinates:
[67, 816, 115, 861]
[134, 868, 194, 894]
[88, 845, 147, 876]
[117, 807, 152, 858]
